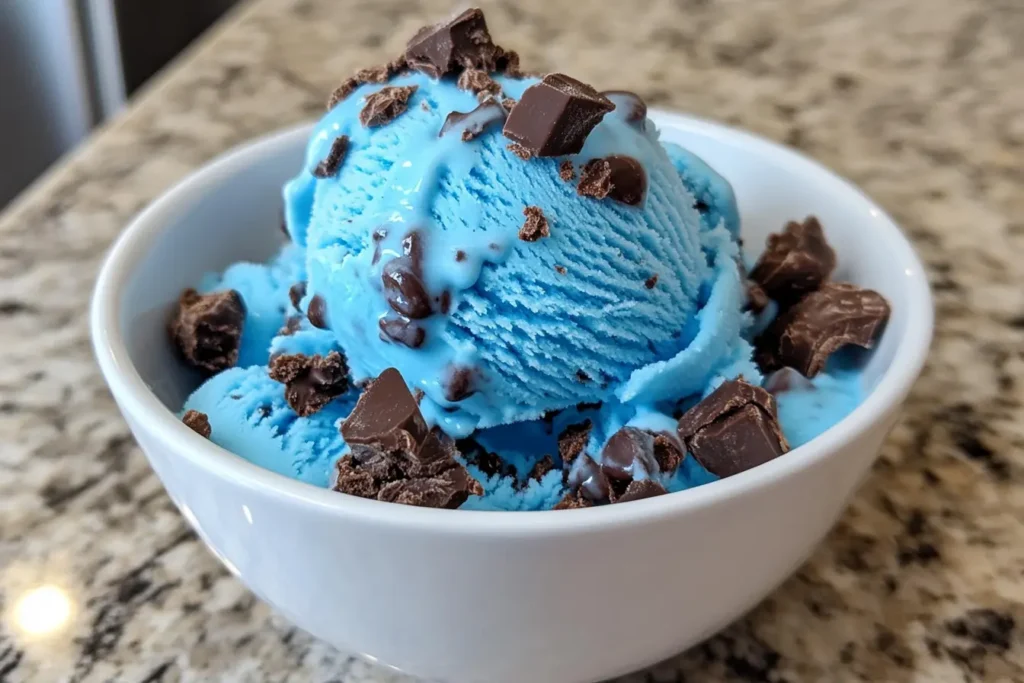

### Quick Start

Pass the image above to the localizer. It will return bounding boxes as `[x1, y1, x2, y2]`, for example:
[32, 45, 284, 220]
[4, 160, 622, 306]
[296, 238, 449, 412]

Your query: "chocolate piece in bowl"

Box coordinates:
[405, 8, 505, 78]
[336, 368, 483, 508]
[677, 379, 790, 478]
[269, 351, 349, 417]
[169, 288, 245, 373]
[360, 85, 418, 127]
[502, 74, 614, 157]
[577, 155, 648, 206]
[749, 216, 836, 304]
[756, 282, 891, 377]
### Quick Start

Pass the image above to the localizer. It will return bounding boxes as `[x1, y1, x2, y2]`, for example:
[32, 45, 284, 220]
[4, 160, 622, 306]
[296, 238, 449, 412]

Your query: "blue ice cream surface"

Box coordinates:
[178, 65, 873, 510]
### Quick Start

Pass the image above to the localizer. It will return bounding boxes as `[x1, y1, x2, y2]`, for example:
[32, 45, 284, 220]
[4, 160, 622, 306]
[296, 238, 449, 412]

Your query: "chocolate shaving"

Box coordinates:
[312, 135, 350, 178]
[507, 142, 533, 160]
[439, 99, 506, 141]
[577, 155, 647, 205]
[755, 282, 890, 377]
[359, 86, 418, 127]
[457, 68, 501, 97]
[557, 420, 592, 466]
[559, 160, 575, 182]
[269, 351, 350, 417]
[749, 216, 837, 304]
[527, 455, 556, 482]
[169, 288, 245, 373]
[327, 59, 407, 109]
[503, 73, 614, 157]
[519, 206, 550, 242]
[182, 410, 211, 438]
[677, 379, 789, 478]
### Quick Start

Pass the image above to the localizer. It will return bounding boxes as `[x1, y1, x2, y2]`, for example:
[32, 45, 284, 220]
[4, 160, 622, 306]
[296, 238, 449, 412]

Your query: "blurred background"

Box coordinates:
[0, 0, 239, 209]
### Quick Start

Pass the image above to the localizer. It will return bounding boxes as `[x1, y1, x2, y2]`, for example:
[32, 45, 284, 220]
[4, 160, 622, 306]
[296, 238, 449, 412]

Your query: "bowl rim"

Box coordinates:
[91, 110, 934, 535]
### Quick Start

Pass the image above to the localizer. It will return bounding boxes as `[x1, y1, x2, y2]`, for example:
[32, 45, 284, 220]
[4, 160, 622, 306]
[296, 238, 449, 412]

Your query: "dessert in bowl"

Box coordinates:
[92, 9, 931, 682]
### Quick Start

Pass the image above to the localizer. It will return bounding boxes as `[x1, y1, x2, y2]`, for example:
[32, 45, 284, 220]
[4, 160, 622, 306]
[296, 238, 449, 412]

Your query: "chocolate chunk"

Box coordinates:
[377, 467, 483, 509]
[405, 8, 503, 78]
[617, 479, 667, 503]
[653, 433, 684, 474]
[341, 368, 429, 451]
[600, 427, 660, 482]
[333, 455, 383, 498]
[459, 439, 512, 478]
[677, 379, 789, 478]
[568, 454, 613, 502]
[327, 59, 407, 109]
[559, 160, 575, 181]
[444, 366, 476, 402]
[500, 97, 516, 113]
[359, 85, 418, 127]
[557, 419, 592, 465]
[182, 410, 211, 438]
[554, 264, 567, 275]
[577, 155, 647, 206]
[746, 280, 770, 313]
[528, 455, 555, 482]
[439, 99, 506, 141]
[288, 282, 306, 310]
[169, 288, 246, 373]
[763, 367, 815, 395]
[502, 73, 614, 157]
[457, 68, 501, 97]
[645, 274, 659, 289]
[307, 294, 329, 329]
[379, 316, 426, 348]
[756, 282, 890, 377]
[602, 90, 647, 127]
[312, 135, 349, 178]
[382, 231, 432, 319]
[507, 142, 533, 160]
[269, 351, 350, 417]
[519, 206, 550, 242]
[553, 491, 594, 510]
[749, 216, 837, 303]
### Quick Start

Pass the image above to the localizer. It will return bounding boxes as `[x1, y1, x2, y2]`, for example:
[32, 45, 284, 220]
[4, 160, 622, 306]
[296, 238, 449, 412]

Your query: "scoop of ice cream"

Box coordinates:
[284, 72, 748, 434]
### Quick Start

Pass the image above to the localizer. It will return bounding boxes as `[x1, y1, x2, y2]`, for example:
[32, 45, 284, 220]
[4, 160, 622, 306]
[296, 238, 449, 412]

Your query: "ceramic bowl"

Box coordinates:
[91, 112, 932, 683]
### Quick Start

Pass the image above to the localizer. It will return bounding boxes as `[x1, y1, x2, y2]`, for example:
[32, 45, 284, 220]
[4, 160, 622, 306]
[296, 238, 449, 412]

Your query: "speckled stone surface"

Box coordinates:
[1, 0, 1022, 680]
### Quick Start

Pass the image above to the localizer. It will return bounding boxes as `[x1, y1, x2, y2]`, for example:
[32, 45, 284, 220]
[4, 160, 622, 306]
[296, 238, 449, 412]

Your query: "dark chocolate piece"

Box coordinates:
[617, 479, 667, 503]
[379, 316, 426, 348]
[288, 281, 306, 310]
[557, 419, 592, 465]
[182, 410, 211, 438]
[600, 427, 659, 483]
[519, 206, 550, 242]
[382, 231, 431, 319]
[269, 351, 350, 417]
[746, 280, 770, 313]
[327, 59, 407, 109]
[341, 367, 429, 452]
[652, 433, 684, 474]
[507, 142, 533, 160]
[601, 90, 647, 127]
[677, 379, 789, 478]
[645, 274, 659, 289]
[359, 85, 418, 127]
[444, 366, 476, 402]
[568, 454, 612, 502]
[307, 294, 329, 329]
[500, 97, 516, 113]
[457, 68, 501, 97]
[439, 100, 506, 141]
[405, 8, 502, 78]
[559, 160, 575, 181]
[312, 135, 350, 178]
[553, 491, 594, 510]
[169, 288, 245, 373]
[502, 73, 614, 157]
[749, 216, 837, 304]
[577, 155, 647, 205]
[376, 467, 482, 509]
[763, 367, 815, 395]
[756, 282, 890, 377]
[554, 264, 567, 275]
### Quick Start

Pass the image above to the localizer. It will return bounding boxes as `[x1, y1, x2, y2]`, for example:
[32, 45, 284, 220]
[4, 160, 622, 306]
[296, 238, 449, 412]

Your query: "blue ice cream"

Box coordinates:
[175, 9, 883, 510]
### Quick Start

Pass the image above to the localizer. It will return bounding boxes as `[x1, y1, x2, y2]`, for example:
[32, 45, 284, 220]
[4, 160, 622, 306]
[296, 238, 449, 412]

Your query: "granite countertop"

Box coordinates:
[1, 0, 1022, 680]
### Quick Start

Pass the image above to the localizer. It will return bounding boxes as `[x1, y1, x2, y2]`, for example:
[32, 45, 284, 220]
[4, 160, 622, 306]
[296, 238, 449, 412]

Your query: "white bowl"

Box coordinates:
[91, 112, 933, 683]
